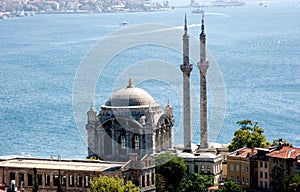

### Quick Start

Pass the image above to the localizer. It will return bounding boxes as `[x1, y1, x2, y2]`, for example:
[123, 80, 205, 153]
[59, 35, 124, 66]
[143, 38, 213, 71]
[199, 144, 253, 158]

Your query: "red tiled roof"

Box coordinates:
[228, 147, 257, 158]
[267, 146, 300, 159]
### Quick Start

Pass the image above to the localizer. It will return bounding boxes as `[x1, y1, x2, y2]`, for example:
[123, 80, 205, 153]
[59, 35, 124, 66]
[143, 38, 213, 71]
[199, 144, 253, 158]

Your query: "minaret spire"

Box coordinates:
[181, 15, 193, 153]
[197, 13, 209, 150]
[184, 13, 188, 33]
[200, 14, 206, 64]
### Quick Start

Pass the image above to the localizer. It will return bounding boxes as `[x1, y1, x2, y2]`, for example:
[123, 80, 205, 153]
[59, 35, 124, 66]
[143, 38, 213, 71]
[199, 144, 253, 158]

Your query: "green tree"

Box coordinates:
[155, 152, 187, 192]
[89, 176, 140, 192]
[283, 175, 300, 192]
[178, 173, 214, 192]
[269, 164, 284, 192]
[228, 120, 270, 152]
[216, 179, 244, 192]
[155, 173, 167, 192]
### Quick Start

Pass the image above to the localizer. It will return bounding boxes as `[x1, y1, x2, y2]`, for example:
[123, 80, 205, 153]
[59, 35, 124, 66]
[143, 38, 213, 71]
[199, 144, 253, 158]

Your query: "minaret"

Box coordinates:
[180, 14, 193, 153]
[197, 14, 209, 149]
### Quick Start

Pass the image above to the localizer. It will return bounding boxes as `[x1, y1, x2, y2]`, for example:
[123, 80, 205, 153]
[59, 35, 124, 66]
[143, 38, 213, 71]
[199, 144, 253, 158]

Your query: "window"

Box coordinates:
[236, 176, 239, 183]
[142, 176, 145, 187]
[28, 174, 33, 186]
[246, 166, 249, 173]
[260, 181, 263, 188]
[260, 161, 263, 167]
[265, 182, 268, 189]
[133, 135, 140, 150]
[38, 174, 42, 185]
[246, 177, 249, 185]
[236, 164, 239, 172]
[201, 165, 205, 173]
[121, 136, 126, 149]
[45, 174, 50, 186]
[85, 176, 89, 187]
[241, 165, 244, 172]
[118, 135, 126, 154]
[147, 174, 150, 186]
[242, 177, 245, 184]
[260, 171, 263, 178]
[207, 165, 211, 173]
[53, 175, 59, 186]
[230, 164, 233, 171]
[186, 165, 190, 173]
[77, 176, 82, 187]
[264, 161, 268, 168]
[19, 173, 24, 186]
[62, 176, 66, 187]
[10, 172, 15, 181]
[265, 172, 268, 179]
[194, 165, 198, 173]
[69, 175, 74, 187]
[151, 173, 155, 185]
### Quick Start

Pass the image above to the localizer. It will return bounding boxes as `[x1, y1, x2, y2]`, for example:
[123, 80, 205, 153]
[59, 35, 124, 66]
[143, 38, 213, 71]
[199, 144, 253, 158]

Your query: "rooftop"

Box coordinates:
[267, 146, 300, 159]
[0, 158, 124, 172]
[104, 79, 156, 107]
[228, 147, 257, 158]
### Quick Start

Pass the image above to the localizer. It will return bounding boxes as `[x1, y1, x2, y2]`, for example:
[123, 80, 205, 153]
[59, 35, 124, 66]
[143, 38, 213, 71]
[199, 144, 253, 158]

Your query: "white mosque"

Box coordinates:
[86, 15, 223, 185]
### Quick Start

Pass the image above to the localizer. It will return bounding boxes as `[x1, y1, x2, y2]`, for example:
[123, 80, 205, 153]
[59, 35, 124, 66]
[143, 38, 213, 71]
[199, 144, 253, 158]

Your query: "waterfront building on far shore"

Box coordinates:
[0, 154, 155, 192]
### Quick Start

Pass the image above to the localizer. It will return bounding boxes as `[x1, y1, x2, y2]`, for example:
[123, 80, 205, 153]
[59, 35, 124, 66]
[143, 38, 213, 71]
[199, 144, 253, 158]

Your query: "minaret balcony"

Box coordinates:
[197, 61, 209, 75]
[180, 64, 193, 73]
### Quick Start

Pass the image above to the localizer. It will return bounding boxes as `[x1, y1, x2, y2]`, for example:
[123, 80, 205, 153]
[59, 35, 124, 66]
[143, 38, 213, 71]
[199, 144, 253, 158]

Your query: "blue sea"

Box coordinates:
[0, 1, 299, 159]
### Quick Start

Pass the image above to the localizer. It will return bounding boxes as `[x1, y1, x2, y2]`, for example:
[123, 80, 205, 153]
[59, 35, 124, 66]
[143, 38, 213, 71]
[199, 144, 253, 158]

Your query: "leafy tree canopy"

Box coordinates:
[283, 175, 300, 192]
[89, 176, 140, 192]
[155, 152, 187, 192]
[216, 179, 244, 192]
[228, 119, 270, 152]
[155, 153, 214, 192]
[178, 173, 214, 192]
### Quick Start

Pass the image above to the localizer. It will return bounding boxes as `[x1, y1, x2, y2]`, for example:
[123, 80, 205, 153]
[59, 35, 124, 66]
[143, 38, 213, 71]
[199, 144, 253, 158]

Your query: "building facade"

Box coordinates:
[250, 147, 271, 191]
[267, 146, 300, 192]
[227, 147, 256, 190]
[0, 154, 155, 192]
[86, 79, 174, 162]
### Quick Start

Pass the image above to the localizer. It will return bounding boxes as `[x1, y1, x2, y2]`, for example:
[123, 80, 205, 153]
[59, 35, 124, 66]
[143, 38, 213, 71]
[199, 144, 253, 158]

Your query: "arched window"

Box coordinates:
[132, 135, 140, 150]
[207, 165, 211, 174]
[201, 165, 205, 173]
[118, 135, 126, 154]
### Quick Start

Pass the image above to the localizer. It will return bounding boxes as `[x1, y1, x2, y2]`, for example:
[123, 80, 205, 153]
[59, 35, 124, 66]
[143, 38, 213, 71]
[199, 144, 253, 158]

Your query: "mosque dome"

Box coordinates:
[104, 79, 156, 107]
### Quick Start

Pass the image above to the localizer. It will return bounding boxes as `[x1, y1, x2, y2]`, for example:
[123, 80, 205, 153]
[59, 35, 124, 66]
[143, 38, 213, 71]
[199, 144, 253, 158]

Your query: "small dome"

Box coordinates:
[105, 79, 155, 107]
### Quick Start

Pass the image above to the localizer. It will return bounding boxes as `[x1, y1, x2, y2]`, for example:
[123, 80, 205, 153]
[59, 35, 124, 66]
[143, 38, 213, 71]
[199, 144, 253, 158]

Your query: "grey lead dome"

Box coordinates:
[104, 79, 155, 107]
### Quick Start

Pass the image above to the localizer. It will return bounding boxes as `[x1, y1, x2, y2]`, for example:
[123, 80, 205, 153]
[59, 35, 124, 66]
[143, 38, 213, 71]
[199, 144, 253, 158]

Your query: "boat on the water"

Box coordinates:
[119, 21, 129, 26]
[0, 15, 8, 19]
[16, 10, 25, 17]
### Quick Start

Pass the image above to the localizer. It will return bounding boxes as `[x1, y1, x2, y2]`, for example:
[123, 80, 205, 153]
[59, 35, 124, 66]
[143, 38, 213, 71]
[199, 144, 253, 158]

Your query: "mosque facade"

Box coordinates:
[86, 79, 174, 162]
[86, 15, 224, 185]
